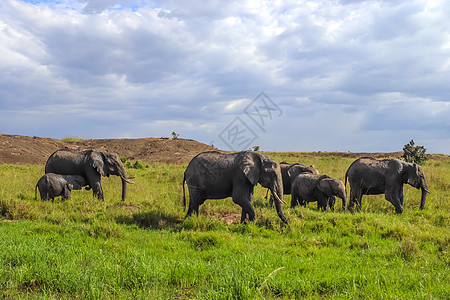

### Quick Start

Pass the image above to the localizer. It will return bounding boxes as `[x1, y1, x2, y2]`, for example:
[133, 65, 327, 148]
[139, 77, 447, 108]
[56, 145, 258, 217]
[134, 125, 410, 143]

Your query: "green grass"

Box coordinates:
[60, 136, 85, 142]
[0, 154, 449, 299]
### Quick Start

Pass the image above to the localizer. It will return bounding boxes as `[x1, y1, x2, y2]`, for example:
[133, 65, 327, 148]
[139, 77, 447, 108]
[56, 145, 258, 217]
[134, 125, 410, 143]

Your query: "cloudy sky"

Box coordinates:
[1, 0, 449, 153]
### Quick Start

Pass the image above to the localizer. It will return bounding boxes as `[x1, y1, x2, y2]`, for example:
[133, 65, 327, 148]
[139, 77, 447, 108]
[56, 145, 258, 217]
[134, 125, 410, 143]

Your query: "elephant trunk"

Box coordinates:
[340, 191, 347, 210]
[419, 177, 430, 210]
[420, 187, 428, 210]
[272, 188, 288, 224]
[271, 171, 288, 223]
[118, 165, 130, 202]
[121, 177, 127, 202]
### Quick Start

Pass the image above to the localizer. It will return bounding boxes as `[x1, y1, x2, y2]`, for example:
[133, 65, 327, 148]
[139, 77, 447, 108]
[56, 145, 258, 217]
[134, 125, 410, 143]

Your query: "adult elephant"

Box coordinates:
[291, 174, 347, 211]
[182, 151, 288, 223]
[268, 162, 319, 206]
[45, 149, 132, 201]
[345, 157, 429, 214]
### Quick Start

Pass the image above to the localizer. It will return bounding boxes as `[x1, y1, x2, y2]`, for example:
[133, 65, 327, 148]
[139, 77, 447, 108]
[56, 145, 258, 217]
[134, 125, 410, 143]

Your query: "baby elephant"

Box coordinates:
[291, 174, 347, 211]
[35, 173, 89, 201]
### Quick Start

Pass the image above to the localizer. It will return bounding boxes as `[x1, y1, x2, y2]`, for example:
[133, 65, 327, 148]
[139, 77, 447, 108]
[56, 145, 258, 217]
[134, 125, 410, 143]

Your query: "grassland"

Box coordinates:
[0, 154, 449, 299]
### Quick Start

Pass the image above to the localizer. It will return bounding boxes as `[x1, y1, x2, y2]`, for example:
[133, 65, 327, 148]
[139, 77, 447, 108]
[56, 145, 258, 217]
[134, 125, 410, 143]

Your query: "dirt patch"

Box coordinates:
[216, 213, 241, 224]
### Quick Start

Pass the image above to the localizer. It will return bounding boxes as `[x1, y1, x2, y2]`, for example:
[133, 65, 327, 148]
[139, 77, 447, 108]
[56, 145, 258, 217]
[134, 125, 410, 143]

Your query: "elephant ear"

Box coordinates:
[287, 164, 307, 178]
[70, 177, 84, 190]
[404, 163, 419, 186]
[287, 165, 299, 179]
[317, 175, 333, 195]
[238, 151, 261, 186]
[309, 165, 320, 174]
[88, 151, 107, 177]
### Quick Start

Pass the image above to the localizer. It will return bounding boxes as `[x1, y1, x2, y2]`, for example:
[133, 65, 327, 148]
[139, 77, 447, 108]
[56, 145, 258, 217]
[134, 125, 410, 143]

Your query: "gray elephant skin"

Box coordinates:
[45, 149, 132, 201]
[291, 174, 347, 211]
[183, 151, 288, 223]
[268, 162, 319, 206]
[35, 173, 88, 201]
[345, 157, 430, 214]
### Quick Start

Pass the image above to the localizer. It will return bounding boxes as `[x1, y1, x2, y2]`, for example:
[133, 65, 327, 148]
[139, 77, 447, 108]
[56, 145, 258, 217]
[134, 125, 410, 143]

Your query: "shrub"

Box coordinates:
[172, 132, 180, 139]
[402, 140, 428, 165]
[123, 159, 144, 169]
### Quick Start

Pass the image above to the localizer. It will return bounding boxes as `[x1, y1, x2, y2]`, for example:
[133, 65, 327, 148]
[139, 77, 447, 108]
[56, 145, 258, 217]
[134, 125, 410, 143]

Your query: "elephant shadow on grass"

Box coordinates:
[116, 209, 183, 229]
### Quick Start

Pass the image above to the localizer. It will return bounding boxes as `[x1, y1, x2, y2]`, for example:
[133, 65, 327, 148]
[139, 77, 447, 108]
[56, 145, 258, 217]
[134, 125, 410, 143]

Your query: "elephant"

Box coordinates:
[35, 173, 89, 201]
[182, 151, 288, 223]
[291, 174, 347, 211]
[345, 157, 430, 214]
[268, 162, 319, 206]
[45, 149, 133, 201]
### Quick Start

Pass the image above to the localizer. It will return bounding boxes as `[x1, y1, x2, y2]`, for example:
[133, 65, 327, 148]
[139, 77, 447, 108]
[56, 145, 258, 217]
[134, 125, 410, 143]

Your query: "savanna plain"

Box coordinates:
[0, 152, 449, 299]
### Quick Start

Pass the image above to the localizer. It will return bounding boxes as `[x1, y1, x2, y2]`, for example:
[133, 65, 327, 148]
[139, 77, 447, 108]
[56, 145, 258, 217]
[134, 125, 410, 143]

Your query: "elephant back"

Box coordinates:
[45, 149, 85, 175]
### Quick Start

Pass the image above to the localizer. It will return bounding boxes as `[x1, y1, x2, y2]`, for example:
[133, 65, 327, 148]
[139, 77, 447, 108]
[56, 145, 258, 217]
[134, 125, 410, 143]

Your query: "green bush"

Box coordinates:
[402, 140, 428, 165]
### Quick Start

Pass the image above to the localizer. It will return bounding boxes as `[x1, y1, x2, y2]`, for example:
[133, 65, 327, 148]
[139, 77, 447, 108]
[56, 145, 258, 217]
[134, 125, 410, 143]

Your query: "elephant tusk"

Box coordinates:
[122, 177, 135, 184]
[273, 191, 286, 205]
[424, 188, 431, 194]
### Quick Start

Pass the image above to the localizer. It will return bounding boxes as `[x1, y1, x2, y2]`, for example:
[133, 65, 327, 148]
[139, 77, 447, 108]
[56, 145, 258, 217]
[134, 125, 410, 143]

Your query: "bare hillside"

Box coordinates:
[0, 134, 447, 165]
[0, 134, 215, 165]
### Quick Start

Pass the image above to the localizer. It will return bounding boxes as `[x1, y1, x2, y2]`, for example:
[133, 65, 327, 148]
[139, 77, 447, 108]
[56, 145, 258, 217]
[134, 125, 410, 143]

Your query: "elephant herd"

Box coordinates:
[35, 149, 430, 224]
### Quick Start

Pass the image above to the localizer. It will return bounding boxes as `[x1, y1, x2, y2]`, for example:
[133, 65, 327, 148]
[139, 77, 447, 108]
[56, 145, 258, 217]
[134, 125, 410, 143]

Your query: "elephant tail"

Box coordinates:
[182, 174, 186, 211]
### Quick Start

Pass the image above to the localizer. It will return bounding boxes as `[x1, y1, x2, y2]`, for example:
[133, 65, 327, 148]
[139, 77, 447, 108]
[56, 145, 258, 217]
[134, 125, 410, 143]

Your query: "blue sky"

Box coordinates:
[1, 0, 449, 153]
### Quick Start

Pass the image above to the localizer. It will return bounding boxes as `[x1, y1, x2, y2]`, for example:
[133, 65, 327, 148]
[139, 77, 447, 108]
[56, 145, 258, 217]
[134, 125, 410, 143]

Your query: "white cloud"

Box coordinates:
[0, 0, 449, 153]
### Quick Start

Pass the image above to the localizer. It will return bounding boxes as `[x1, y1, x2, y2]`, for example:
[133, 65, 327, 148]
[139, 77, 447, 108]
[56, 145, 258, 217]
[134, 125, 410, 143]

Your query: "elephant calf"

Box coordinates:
[291, 174, 347, 211]
[35, 173, 89, 201]
[268, 162, 319, 206]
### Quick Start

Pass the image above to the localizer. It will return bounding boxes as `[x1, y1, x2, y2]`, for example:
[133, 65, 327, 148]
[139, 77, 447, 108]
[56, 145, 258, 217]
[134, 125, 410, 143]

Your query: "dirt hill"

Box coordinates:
[0, 134, 216, 165]
[0, 134, 447, 165]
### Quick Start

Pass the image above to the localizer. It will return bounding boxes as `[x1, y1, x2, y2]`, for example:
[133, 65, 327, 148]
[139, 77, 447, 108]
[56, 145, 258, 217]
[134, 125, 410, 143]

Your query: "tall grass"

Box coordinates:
[0, 154, 449, 299]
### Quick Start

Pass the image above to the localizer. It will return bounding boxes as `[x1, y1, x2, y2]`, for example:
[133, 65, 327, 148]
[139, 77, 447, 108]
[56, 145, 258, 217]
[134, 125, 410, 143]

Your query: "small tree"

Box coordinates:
[402, 140, 428, 165]
[171, 132, 180, 139]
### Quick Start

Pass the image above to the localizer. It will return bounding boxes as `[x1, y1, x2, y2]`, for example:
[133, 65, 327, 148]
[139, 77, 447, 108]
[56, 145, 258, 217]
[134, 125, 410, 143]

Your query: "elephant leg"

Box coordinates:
[86, 172, 104, 201]
[62, 185, 71, 201]
[269, 194, 274, 207]
[399, 186, 404, 206]
[329, 196, 336, 211]
[317, 194, 328, 212]
[356, 195, 362, 211]
[348, 191, 355, 211]
[385, 190, 403, 214]
[185, 186, 204, 218]
[232, 185, 255, 222]
[41, 191, 48, 201]
[239, 201, 256, 222]
[93, 182, 104, 201]
[89, 180, 105, 201]
[300, 197, 307, 207]
[354, 189, 363, 211]
[349, 187, 359, 211]
[291, 190, 299, 208]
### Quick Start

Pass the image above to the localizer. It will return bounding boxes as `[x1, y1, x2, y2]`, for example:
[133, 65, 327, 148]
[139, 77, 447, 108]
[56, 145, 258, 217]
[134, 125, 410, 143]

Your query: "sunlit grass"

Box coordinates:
[60, 136, 85, 142]
[0, 154, 449, 299]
